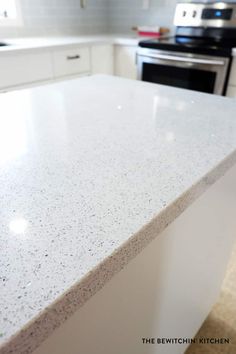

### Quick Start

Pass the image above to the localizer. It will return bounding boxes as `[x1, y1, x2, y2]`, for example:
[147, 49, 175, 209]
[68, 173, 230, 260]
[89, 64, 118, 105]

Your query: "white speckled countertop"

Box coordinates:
[1, 75, 236, 354]
[0, 34, 144, 54]
[0, 35, 234, 56]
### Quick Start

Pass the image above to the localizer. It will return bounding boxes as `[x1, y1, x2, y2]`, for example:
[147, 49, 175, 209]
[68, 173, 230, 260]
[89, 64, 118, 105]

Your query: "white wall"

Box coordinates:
[0, 0, 180, 38]
[0, 0, 109, 38]
[108, 0, 178, 34]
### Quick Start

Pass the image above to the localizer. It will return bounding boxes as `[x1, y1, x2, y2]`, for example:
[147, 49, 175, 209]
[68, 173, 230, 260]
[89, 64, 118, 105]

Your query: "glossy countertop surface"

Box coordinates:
[1, 76, 236, 354]
[0, 34, 143, 53]
[0, 34, 235, 55]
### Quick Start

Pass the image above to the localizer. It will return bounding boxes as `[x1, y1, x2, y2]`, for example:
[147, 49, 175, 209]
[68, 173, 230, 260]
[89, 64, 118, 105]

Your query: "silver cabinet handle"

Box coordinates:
[67, 55, 81, 60]
[139, 53, 225, 66]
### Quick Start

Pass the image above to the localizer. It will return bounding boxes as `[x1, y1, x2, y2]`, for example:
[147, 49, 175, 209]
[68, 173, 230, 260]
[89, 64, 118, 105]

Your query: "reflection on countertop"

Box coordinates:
[1, 75, 236, 354]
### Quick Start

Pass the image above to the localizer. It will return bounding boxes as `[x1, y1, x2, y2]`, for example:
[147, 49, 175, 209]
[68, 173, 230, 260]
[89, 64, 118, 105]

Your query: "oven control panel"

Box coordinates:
[174, 2, 236, 27]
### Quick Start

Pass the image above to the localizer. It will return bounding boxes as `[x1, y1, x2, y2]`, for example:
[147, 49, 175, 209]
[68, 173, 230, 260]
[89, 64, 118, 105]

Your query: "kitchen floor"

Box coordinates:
[185, 240, 236, 354]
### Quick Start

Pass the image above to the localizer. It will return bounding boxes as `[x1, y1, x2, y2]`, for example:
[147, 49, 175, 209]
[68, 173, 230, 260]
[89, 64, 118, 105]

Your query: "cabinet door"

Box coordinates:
[226, 85, 236, 98]
[53, 47, 90, 78]
[0, 51, 53, 90]
[229, 58, 236, 86]
[114, 46, 137, 80]
[91, 45, 114, 75]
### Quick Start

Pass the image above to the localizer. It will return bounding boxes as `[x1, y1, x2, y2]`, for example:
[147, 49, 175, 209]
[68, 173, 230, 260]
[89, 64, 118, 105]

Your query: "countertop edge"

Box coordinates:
[1, 146, 236, 354]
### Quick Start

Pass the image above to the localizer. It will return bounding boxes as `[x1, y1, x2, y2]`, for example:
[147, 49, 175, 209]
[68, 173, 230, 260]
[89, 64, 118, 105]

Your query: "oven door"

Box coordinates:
[137, 48, 230, 95]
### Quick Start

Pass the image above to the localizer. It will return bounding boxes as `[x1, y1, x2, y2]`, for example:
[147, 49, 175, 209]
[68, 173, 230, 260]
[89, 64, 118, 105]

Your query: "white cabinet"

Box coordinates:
[229, 57, 236, 86]
[91, 45, 114, 75]
[0, 51, 53, 90]
[0, 42, 138, 92]
[226, 85, 236, 98]
[227, 57, 236, 98]
[52, 46, 90, 78]
[114, 45, 138, 80]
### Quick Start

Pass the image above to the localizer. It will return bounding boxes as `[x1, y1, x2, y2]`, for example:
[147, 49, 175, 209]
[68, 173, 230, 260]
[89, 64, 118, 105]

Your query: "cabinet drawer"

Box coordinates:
[53, 47, 90, 78]
[0, 52, 53, 90]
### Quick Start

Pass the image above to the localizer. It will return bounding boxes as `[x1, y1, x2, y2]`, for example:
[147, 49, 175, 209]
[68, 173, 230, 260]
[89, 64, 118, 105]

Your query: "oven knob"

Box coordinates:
[193, 10, 197, 18]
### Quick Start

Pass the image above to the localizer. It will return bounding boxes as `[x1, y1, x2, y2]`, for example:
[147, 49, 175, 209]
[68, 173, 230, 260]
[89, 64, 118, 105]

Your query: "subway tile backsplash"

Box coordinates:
[0, 0, 178, 38]
[0, 0, 109, 38]
[108, 0, 178, 34]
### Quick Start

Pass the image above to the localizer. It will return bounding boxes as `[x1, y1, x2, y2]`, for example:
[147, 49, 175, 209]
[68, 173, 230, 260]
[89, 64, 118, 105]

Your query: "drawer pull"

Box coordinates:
[67, 55, 81, 60]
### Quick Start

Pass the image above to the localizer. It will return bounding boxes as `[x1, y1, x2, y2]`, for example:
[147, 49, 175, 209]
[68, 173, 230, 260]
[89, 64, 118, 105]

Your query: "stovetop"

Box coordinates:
[139, 36, 236, 57]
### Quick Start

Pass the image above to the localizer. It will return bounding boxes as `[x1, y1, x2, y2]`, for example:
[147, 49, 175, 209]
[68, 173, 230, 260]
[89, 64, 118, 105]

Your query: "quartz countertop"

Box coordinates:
[0, 34, 144, 53]
[1, 76, 236, 354]
[0, 35, 235, 55]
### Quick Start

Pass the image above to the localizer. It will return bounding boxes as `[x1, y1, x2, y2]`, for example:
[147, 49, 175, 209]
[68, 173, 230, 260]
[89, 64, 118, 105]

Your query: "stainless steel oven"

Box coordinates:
[137, 48, 230, 95]
[138, 1, 236, 96]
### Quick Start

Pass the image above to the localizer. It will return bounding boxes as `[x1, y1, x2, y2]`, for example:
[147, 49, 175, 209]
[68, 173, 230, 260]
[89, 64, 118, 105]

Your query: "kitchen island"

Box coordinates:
[1, 75, 236, 354]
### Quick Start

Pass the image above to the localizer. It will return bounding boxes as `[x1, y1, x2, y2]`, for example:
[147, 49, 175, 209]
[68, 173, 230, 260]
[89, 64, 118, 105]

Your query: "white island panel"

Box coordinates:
[33, 162, 236, 354]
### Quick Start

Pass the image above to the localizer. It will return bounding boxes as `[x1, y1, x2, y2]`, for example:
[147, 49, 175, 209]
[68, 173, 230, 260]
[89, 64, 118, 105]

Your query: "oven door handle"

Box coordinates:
[139, 53, 225, 66]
